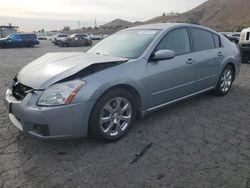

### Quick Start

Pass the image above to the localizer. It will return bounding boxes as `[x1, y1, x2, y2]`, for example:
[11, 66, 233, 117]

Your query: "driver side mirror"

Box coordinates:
[151, 50, 175, 61]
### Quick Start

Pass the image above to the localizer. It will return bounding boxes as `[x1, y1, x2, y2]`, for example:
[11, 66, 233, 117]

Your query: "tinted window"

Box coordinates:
[247, 32, 250, 41]
[58, 35, 67, 37]
[9, 34, 20, 40]
[232, 34, 240, 37]
[213, 34, 221, 48]
[156, 28, 191, 55]
[21, 34, 36, 39]
[75, 34, 86, 38]
[190, 28, 215, 51]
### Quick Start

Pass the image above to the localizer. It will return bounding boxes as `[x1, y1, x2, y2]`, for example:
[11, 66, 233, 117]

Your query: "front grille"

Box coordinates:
[12, 82, 33, 101]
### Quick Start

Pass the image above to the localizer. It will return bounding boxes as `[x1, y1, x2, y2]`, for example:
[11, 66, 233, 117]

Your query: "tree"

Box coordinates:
[62, 26, 70, 31]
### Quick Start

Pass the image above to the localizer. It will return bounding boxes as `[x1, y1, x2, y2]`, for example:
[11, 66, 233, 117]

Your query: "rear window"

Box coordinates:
[232, 34, 240, 37]
[74, 34, 87, 38]
[212, 34, 221, 48]
[190, 28, 215, 51]
[247, 32, 250, 41]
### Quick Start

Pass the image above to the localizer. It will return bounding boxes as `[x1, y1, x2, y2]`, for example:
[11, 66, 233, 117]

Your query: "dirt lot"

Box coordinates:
[0, 41, 250, 188]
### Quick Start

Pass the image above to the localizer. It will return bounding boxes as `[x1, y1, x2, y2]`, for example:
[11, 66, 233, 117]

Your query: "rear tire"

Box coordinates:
[89, 88, 137, 141]
[214, 65, 234, 96]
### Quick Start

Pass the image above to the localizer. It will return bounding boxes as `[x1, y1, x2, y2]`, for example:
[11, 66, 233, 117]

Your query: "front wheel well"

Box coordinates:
[106, 84, 141, 110]
[93, 84, 142, 118]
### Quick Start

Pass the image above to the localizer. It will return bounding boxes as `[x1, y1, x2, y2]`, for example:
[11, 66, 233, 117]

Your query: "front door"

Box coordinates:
[146, 27, 196, 109]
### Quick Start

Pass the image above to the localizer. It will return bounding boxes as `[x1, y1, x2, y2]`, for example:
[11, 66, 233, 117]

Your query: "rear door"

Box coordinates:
[146, 27, 196, 108]
[189, 27, 222, 91]
[73, 37, 82, 46]
[20, 35, 28, 46]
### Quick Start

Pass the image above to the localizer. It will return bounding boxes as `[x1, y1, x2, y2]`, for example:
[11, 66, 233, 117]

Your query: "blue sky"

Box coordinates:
[0, 0, 207, 31]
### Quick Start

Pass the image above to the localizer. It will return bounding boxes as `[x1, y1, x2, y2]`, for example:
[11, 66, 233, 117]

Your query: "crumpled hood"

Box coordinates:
[17, 52, 127, 89]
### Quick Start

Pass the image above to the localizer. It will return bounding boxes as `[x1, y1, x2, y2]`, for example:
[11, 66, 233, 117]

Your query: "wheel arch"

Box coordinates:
[87, 83, 143, 136]
[95, 84, 142, 113]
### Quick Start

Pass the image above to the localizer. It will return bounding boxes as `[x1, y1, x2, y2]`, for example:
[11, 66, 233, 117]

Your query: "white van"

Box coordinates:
[239, 27, 250, 63]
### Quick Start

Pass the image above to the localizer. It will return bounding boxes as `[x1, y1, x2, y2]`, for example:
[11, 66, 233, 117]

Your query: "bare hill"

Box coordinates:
[103, 19, 132, 28]
[145, 0, 250, 31]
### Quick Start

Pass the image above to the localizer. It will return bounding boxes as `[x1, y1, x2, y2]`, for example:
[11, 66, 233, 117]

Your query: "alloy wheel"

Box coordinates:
[99, 97, 132, 137]
[220, 68, 233, 93]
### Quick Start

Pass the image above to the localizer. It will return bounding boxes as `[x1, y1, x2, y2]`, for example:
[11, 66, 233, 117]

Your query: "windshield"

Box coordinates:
[3, 34, 13, 39]
[88, 29, 160, 59]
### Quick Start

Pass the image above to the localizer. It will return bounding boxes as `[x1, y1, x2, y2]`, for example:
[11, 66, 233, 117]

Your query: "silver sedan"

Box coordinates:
[5, 23, 241, 141]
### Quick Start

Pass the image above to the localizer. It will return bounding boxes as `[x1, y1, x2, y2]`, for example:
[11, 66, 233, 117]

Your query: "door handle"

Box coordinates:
[186, 58, 194, 64]
[218, 52, 224, 57]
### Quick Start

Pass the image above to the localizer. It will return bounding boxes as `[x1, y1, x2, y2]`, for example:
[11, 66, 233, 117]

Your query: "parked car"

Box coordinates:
[90, 34, 103, 40]
[231, 33, 240, 43]
[59, 33, 92, 47]
[5, 23, 241, 140]
[37, 33, 47, 40]
[0, 33, 39, 48]
[239, 27, 250, 63]
[221, 32, 239, 44]
[52, 34, 68, 45]
[45, 33, 54, 41]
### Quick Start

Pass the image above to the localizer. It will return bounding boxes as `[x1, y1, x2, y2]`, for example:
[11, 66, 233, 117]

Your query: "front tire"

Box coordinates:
[89, 88, 137, 141]
[215, 65, 234, 96]
[28, 42, 34, 47]
[1, 43, 8, 48]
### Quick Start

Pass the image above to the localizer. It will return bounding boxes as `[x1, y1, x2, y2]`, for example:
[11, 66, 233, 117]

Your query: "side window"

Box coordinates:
[190, 28, 215, 51]
[156, 28, 191, 56]
[212, 34, 221, 48]
[10, 35, 20, 41]
[247, 32, 250, 41]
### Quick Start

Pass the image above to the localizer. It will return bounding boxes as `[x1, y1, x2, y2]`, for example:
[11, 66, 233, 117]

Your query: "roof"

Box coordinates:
[126, 23, 184, 30]
[124, 23, 218, 34]
[242, 27, 250, 33]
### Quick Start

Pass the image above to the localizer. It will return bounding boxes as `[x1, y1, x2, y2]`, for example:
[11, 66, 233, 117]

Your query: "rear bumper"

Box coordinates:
[239, 47, 250, 63]
[5, 89, 95, 139]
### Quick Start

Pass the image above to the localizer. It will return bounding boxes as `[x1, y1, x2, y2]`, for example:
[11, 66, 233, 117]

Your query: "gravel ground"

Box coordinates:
[0, 41, 250, 188]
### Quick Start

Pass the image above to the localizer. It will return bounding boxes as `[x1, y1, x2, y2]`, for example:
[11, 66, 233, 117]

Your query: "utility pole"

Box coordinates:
[77, 21, 81, 29]
[94, 18, 97, 28]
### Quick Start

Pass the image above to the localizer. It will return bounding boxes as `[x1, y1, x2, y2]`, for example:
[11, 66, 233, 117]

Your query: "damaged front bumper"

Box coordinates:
[5, 84, 95, 140]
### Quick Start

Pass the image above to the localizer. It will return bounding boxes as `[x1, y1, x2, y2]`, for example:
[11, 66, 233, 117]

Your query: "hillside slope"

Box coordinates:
[103, 19, 132, 28]
[145, 0, 250, 31]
